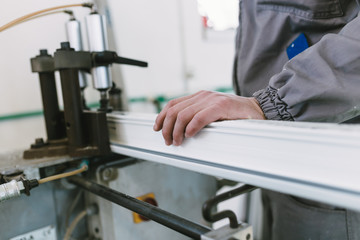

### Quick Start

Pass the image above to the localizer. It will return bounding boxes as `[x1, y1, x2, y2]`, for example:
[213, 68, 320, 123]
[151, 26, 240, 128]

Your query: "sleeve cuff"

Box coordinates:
[253, 86, 294, 121]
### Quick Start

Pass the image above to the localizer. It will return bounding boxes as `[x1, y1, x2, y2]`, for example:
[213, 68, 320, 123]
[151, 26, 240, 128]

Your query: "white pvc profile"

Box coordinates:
[108, 112, 360, 211]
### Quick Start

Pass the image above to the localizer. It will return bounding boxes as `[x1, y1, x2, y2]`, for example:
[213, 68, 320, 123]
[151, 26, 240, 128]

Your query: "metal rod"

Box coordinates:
[59, 68, 85, 148]
[69, 176, 211, 239]
[38, 71, 65, 140]
[202, 184, 257, 228]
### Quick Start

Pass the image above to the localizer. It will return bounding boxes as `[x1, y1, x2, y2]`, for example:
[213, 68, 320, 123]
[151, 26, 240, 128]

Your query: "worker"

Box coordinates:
[153, 0, 360, 239]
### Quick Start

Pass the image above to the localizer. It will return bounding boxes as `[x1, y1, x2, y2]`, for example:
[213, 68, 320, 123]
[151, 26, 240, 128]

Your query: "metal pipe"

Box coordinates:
[65, 18, 88, 89]
[85, 12, 111, 91]
[69, 176, 211, 239]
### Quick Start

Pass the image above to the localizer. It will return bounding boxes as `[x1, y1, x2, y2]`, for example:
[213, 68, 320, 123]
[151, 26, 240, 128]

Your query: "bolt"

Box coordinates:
[246, 233, 251, 240]
[101, 168, 116, 182]
[31, 138, 47, 149]
[39, 49, 49, 56]
[56, 42, 74, 52]
[60, 42, 71, 50]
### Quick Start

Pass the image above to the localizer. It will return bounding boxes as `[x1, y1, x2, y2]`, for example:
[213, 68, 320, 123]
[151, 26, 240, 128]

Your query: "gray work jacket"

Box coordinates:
[234, 0, 360, 122]
[233, 1, 360, 239]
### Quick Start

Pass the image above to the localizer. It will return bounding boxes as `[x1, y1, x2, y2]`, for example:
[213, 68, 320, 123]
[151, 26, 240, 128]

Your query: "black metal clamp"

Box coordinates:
[24, 42, 148, 160]
[202, 184, 257, 228]
[24, 43, 109, 159]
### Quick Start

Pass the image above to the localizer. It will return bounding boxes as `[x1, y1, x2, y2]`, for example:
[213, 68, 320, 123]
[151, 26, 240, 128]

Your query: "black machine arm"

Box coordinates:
[93, 51, 148, 67]
[69, 176, 211, 240]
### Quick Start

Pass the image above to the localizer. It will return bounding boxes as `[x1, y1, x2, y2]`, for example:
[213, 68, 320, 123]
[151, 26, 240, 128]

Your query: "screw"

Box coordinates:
[31, 138, 47, 149]
[60, 42, 71, 49]
[101, 168, 117, 182]
[39, 49, 49, 56]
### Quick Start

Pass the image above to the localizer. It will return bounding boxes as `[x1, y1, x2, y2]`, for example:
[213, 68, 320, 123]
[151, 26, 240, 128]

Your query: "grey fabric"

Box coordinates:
[232, 0, 360, 239]
[255, 13, 360, 122]
[234, 0, 359, 98]
[261, 189, 360, 240]
[234, 0, 360, 122]
[253, 87, 294, 121]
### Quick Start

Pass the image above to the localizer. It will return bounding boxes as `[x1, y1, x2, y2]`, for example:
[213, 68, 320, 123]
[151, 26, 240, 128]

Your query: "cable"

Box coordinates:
[38, 165, 88, 185]
[0, 3, 92, 32]
[0, 165, 88, 202]
[63, 210, 87, 240]
[65, 190, 84, 228]
[64, 204, 98, 240]
[11, 10, 72, 29]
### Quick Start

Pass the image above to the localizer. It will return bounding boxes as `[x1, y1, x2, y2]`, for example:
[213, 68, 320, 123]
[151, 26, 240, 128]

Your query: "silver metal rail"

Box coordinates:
[108, 112, 360, 212]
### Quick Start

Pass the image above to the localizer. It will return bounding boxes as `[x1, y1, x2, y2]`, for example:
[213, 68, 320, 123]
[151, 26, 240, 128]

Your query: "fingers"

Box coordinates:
[185, 105, 223, 138]
[153, 92, 198, 131]
[153, 91, 266, 146]
[171, 105, 199, 145]
[159, 93, 205, 145]
[153, 91, 222, 145]
[171, 103, 223, 145]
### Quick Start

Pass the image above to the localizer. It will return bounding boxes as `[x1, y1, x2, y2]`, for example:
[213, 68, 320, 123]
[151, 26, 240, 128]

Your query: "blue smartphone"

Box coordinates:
[286, 33, 309, 60]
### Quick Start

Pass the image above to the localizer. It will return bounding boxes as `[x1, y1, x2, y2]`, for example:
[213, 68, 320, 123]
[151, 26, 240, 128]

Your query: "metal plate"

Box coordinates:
[9, 225, 56, 240]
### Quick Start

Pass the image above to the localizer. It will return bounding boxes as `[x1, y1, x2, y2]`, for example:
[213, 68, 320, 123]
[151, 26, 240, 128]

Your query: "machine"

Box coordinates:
[0, 3, 254, 240]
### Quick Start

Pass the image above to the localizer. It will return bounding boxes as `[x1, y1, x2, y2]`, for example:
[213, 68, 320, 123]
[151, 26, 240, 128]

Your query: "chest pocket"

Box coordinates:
[257, 0, 344, 19]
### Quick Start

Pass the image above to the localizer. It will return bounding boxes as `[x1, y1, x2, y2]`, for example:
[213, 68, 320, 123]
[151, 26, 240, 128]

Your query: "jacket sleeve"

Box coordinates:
[254, 11, 360, 123]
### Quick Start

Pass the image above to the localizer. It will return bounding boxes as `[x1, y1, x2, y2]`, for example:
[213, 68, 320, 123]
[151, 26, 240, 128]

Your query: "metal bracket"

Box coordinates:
[24, 43, 111, 159]
[202, 185, 257, 228]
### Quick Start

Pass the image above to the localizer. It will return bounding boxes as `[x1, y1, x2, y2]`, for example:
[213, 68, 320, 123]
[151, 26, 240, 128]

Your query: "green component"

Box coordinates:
[80, 159, 90, 168]
[215, 87, 234, 93]
[154, 95, 167, 103]
[0, 110, 43, 122]
[87, 102, 100, 109]
[129, 97, 148, 103]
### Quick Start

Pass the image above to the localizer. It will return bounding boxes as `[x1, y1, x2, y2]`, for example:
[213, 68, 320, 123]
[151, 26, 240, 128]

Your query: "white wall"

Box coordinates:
[107, 0, 236, 99]
[182, 0, 237, 92]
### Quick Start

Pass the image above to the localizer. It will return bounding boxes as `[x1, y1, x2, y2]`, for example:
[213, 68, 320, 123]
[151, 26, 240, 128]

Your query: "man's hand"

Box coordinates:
[153, 90, 265, 146]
